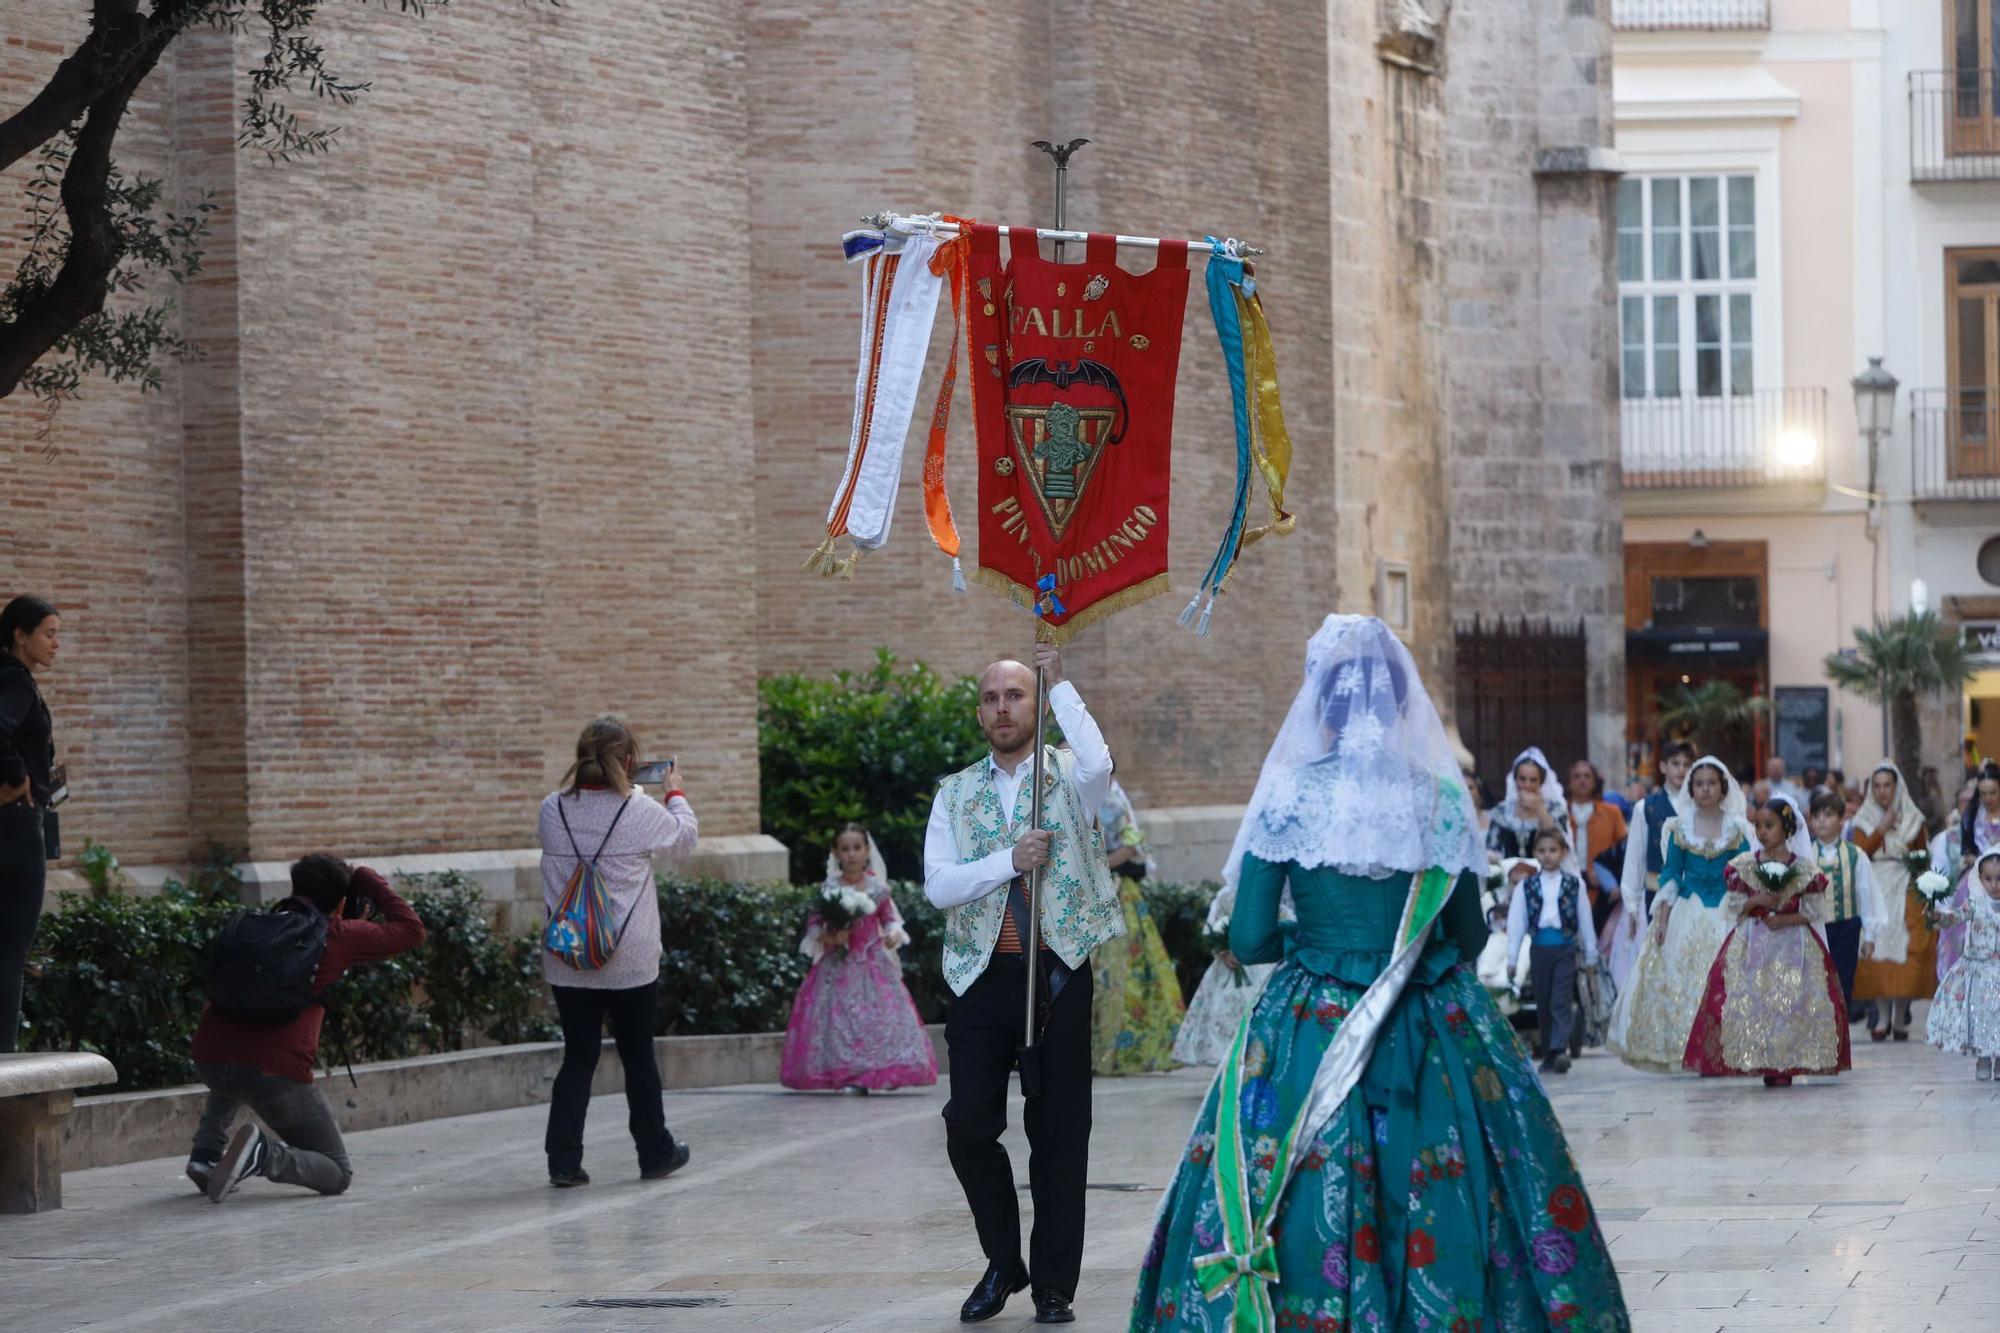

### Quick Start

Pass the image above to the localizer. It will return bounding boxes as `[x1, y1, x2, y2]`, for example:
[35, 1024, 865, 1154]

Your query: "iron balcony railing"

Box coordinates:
[1621, 386, 1828, 490]
[1610, 0, 1770, 31]
[1910, 70, 2000, 182]
[1912, 389, 2000, 500]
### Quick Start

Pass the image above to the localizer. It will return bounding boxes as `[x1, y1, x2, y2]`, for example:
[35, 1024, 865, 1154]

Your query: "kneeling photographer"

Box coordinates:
[187, 854, 426, 1202]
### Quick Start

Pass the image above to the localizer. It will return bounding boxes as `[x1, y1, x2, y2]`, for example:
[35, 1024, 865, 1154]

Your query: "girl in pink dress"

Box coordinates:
[780, 823, 938, 1092]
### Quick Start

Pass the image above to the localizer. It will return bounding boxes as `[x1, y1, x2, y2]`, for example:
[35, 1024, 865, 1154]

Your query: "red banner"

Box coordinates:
[967, 226, 1189, 639]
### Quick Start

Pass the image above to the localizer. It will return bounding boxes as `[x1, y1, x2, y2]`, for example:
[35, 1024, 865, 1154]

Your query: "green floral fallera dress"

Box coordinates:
[1093, 876, 1189, 1074]
[1092, 780, 1186, 1075]
[1131, 858, 1629, 1332]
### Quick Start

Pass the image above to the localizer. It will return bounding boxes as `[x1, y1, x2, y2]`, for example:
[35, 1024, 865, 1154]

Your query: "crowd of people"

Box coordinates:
[13, 585, 2000, 1327]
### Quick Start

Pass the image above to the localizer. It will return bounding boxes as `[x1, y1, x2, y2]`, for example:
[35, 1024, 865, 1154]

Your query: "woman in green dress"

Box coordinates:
[1092, 776, 1187, 1074]
[1131, 615, 1628, 1332]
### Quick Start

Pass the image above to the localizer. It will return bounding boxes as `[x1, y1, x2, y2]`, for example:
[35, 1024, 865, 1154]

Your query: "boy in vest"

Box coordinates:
[1507, 826, 1596, 1074]
[1808, 788, 1883, 1017]
[187, 854, 425, 1202]
[923, 642, 1123, 1325]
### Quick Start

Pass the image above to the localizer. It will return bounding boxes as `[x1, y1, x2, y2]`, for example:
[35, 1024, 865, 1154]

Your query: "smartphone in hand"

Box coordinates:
[632, 758, 676, 785]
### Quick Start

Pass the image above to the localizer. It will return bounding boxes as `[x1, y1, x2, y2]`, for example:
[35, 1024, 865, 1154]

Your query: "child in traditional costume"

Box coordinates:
[1476, 858, 1535, 1014]
[779, 824, 938, 1093]
[1683, 796, 1850, 1087]
[1607, 756, 1753, 1072]
[1926, 848, 2000, 1080]
[1171, 880, 1279, 1066]
[1090, 778, 1185, 1074]
[1131, 615, 1628, 1332]
[1850, 762, 1936, 1041]
[1506, 827, 1595, 1074]
[1807, 788, 1885, 1016]
[1939, 763, 2000, 987]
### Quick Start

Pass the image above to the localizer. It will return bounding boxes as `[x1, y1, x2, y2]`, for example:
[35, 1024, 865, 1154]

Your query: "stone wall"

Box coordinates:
[1443, 1, 1628, 767]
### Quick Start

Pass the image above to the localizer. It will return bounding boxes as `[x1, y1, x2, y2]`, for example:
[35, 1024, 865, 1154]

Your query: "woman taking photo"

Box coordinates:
[0, 595, 61, 1053]
[1132, 615, 1627, 1331]
[538, 716, 698, 1187]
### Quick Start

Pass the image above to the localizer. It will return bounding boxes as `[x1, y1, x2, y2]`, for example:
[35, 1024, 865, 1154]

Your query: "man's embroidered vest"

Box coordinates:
[1524, 872, 1581, 938]
[1816, 840, 1860, 922]
[936, 746, 1124, 996]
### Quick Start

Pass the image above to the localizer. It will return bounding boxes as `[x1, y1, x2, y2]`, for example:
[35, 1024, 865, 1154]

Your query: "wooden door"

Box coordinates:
[1947, 248, 2000, 477]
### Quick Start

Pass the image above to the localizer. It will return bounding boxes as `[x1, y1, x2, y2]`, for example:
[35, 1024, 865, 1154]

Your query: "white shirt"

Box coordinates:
[922, 680, 1111, 910]
[1505, 868, 1599, 964]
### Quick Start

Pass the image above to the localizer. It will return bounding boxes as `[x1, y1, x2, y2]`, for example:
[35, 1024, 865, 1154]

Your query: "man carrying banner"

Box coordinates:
[923, 641, 1123, 1325]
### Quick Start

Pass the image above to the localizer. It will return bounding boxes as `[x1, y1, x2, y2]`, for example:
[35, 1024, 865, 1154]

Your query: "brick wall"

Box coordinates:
[2, 16, 197, 866]
[3, 2, 1623, 871]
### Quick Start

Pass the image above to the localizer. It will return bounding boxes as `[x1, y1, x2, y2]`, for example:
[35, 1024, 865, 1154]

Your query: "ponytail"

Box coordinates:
[561, 715, 638, 797]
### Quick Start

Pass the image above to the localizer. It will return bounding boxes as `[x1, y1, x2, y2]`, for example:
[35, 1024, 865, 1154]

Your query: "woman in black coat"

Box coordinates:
[0, 596, 61, 1052]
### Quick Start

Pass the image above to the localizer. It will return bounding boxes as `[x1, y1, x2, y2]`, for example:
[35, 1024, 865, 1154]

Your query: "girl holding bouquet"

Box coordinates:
[1938, 763, 2000, 986]
[1850, 763, 1936, 1042]
[779, 823, 938, 1093]
[1683, 796, 1850, 1087]
[1926, 848, 2000, 1080]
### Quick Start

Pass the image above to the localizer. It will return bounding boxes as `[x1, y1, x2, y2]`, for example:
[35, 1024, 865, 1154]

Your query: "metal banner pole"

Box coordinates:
[1017, 137, 1086, 1083]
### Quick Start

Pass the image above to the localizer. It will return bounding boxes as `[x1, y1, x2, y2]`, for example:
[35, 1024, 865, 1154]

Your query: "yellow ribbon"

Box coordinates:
[1234, 282, 1295, 550]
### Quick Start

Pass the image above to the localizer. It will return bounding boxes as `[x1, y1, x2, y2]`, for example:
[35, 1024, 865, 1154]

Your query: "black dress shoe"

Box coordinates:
[641, 1142, 691, 1181]
[1032, 1287, 1076, 1324]
[959, 1259, 1029, 1323]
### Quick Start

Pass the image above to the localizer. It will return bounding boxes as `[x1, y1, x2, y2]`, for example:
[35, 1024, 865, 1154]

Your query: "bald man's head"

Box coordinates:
[977, 659, 1037, 761]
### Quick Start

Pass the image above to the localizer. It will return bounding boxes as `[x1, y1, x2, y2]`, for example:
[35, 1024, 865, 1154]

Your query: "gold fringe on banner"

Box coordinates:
[969, 568, 1172, 644]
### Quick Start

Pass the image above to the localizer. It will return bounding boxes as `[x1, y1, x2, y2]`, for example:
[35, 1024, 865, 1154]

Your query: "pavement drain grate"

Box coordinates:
[564, 1296, 727, 1310]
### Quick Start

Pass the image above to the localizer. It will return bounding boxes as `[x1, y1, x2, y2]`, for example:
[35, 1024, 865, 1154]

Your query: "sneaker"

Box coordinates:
[207, 1125, 266, 1204]
[1549, 1054, 1572, 1075]
[548, 1167, 591, 1188]
[185, 1158, 215, 1194]
[1978, 1057, 1993, 1081]
[641, 1142, 691, 1182]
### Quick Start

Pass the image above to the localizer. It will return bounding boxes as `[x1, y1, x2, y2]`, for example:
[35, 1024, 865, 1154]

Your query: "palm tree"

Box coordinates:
[1823, 610, 1975, 809]
[1653, 680, 1771, 756]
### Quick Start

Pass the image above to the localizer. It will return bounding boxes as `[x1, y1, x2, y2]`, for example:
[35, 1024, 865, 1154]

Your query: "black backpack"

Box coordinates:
[208, 904, 331, 1023]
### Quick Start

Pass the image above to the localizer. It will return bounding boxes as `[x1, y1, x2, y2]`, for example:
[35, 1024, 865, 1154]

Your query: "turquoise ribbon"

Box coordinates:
[1182, 240, 1253, 636]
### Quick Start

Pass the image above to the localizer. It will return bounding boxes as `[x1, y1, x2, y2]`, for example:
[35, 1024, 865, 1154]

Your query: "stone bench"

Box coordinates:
[0, 1052, 117, 1213]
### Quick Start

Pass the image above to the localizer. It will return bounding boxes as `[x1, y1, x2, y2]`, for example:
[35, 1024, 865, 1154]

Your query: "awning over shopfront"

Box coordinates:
[1625, 626, 1768, 665]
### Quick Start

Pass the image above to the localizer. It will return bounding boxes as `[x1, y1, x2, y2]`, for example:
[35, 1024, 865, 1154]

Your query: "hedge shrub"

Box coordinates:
[758, 650, 990, 883]
[23, 869, 555, 1092]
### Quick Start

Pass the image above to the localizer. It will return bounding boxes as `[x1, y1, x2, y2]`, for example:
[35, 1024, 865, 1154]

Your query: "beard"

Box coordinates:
[982, 715, 1031, 756]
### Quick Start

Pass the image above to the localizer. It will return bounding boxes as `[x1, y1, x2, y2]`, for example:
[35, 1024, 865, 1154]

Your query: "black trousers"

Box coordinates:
[545, 980, 677, 1175]
[1825, 917, 1863, 1011]
[1529, 941, 1579, 1060]
[0, 805, 47, 1054]
[942, 955, 1093, 1300]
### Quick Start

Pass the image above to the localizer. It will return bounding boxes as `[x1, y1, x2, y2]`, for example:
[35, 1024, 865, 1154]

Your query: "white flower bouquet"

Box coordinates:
[1749, 859, 1793, 893]
[1912, 870, 1953, 906]
[815, 882, 877, 937]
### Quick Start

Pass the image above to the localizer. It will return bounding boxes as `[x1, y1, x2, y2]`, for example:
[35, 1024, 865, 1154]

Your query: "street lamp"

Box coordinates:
[1851, 354, 1900, 647]
[1852, 356, 1900, 512]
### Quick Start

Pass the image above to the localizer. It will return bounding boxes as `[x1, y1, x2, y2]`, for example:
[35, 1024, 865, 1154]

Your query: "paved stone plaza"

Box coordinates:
[4, 1030, 1998, 1332]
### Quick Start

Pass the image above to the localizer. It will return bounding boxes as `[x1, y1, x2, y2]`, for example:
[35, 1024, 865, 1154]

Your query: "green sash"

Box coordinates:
[1195, 862, 1457, 1330]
